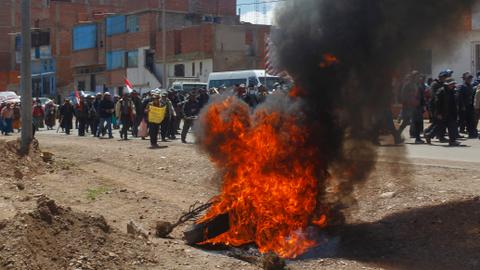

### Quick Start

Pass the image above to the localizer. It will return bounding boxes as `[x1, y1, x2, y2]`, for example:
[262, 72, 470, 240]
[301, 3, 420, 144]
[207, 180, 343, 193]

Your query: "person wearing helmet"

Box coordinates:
[457, 72, 478, 138]
[424, 70, 451, 141]
[425, 78, 461, 146]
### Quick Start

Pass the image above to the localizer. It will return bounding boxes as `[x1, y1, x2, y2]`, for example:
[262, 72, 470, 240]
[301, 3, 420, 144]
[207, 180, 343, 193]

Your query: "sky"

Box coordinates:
[237, 0, 283, 25]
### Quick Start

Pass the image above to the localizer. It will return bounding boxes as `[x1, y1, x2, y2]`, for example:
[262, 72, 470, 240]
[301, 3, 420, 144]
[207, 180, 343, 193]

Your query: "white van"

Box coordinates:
[171, 82, 208, 93]
[207, 70, 284, 91]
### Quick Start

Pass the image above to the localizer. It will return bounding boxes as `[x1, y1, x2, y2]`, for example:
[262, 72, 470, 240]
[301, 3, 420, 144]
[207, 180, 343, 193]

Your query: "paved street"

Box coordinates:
[379, 127, 480, 165]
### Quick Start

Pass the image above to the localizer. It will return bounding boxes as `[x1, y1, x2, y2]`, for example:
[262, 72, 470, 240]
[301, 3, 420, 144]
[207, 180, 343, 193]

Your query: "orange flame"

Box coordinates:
[319, 53, 339, 68]
[288, 86, 305, 97]
[197, 97, 328, 258]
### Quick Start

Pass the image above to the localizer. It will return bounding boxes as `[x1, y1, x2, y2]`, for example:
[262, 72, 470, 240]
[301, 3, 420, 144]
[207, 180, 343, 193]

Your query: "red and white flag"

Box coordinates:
[125, 78, 134, 94]
[74, 88, 81, 104]
[264, 35, 291, 80]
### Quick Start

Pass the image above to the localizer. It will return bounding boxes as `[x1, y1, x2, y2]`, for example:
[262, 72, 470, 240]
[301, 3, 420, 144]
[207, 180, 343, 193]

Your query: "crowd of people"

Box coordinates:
[397, 69, 480, 146]
[0, 88, 211, 148]
[1, 74, 479, 148]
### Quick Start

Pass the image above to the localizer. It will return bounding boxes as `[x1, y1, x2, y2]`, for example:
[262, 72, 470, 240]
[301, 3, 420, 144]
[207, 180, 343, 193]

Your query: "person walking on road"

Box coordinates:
[457, 72, 478, 138]
[425, 78, 461, 146]
[32, 99, 45, 131]
[397, 71, 426, 144]
[1, 103, 14, 136]
[59, 99, 75, 135]
[96, 92, 115, 139]
[115, 93, 136, 140]
[146, 93, 163, 148]
[92, 93, 103, 137]
[424, 71, 450, 142]
[160, 92, 176, 142]
[44, 100, 56, 130]
[131, 91, 143, 138]
[75, 96, 89, 136]
[181, 93, 201, 144]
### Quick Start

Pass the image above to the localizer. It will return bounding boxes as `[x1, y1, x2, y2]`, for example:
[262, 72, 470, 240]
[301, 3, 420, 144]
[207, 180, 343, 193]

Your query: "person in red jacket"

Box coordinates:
[32, 99, 45, 131]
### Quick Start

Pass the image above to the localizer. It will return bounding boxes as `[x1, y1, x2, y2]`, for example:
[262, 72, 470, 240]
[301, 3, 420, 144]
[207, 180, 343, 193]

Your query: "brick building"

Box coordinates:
[0, 0, 270, 98]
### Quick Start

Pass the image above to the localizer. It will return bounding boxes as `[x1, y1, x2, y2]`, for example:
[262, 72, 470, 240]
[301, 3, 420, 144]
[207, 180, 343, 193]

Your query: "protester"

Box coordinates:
[168, 89, 183, 136]
[96, 92, 115, 139]
[92, 93, 102, 137]
[12, 103, 21, 132]
[115, 93, 136, 140]
[44, 100, 56, 130]
[112, 95, 120, 130]
[257, 85, 269, 104]
[146, 92, 164, 148]
[75, 96, 90, 136]
[181, 93, 201, 144]
[1, 103, 14, 136]
[424, 70, 450, 141]
[131, 91, 143, 137]
[59, 99, 74, 135]
[159, 92, 176, 142]
[198, 87, 210, 109]
[32, 99, 45, 131]
[86, 96, 96, 134]
[398, 71, 426, 144]
[457, 72, 478, 138]
[425, 78, 460, 146]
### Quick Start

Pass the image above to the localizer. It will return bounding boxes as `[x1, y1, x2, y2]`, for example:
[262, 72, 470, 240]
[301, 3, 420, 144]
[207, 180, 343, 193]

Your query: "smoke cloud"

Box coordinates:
[193, 0, 476, 257]
[270, 0, 475, 205]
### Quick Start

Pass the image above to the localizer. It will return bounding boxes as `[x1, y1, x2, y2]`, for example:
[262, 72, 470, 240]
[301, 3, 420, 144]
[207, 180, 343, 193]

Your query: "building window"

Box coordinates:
[126, 15, 139, 33]
[73, 24, 97, 51]
[127, 50, 138, 68]
[199, 62, 203, 75]
[32, 31, 50, 47]
[106, 50, 125, 70]
[192, 62, 195, 76]
[174, 64, 185, 77]
[106, 15, 126, 36]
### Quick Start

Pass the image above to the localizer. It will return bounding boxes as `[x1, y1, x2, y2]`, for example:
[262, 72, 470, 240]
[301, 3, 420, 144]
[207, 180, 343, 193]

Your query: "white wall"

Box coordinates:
[126, 46, 162, 93]
[165, 58, 213, 84]
[432, 31, 480, 81]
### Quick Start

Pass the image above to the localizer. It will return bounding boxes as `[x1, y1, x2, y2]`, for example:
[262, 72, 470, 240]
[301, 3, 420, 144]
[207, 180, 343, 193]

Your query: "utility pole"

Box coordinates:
[162, 0, 167, 89]
[20, 0, 32, 154]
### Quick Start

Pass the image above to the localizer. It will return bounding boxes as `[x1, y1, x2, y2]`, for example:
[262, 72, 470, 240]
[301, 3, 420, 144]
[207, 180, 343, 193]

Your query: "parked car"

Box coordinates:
[37, 97, 52, 105]
[0, 91, 21, 103]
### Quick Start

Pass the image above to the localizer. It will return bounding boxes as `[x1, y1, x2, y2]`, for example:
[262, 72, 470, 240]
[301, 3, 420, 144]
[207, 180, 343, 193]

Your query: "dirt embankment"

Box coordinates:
[0, 196, 157, 270]
[0, 139, 47, 180]
[0, 140, 158, 270]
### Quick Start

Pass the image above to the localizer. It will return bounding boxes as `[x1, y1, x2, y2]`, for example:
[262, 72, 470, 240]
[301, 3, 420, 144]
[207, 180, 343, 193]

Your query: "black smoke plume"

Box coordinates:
[193, 0, 476, 256]
[270, 0, 475, 205]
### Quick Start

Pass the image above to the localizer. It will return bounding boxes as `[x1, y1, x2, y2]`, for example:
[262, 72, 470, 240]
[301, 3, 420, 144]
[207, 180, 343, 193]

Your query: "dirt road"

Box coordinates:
[1, 129, 479, 270]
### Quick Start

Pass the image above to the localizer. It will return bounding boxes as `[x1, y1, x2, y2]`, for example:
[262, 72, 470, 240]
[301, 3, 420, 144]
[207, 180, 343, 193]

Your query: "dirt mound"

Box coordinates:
[0, 197, 157, 270]
[0, 139, 46, 179]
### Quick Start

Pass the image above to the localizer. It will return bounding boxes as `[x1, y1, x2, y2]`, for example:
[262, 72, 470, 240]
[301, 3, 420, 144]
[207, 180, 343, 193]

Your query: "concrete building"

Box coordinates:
[398, 3, 480, 82]
[156, 23, 270, 88]
[1, 0, 270, 98]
